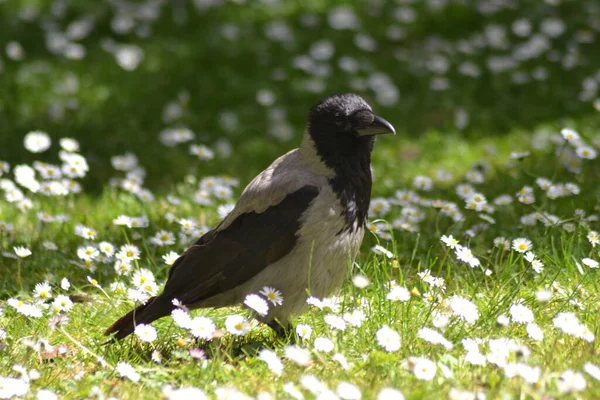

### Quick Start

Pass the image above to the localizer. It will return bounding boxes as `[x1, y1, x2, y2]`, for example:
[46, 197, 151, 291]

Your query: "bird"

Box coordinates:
[105, 93, 395, 340]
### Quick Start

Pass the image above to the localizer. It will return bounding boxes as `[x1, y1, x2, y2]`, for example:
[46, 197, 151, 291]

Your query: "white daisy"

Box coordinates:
[24, 131, 51, 153]
[582, 258, 599, 269]
[188, 316, 216, 340]
[225, 315, 250, 336]
[512, 238, 532, 253]
[408, 357, 437, 381]
[258, 349, 283, 376]
[440, 234, 459, 249]
[296, 324, 313, 340]
[244, 294, 269, 316]
[14, 246, 32, 258]
[259, 286, 283, 306]
[313, 337, 335, 353]
[115, 362, 140, 382]
[134, 324, 158, 343]
[448, 295, 479, 324]
[376, 326, 401, 352]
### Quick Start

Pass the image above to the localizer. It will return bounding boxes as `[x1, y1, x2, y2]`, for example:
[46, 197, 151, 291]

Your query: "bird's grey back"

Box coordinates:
[218, 148, 329, 231]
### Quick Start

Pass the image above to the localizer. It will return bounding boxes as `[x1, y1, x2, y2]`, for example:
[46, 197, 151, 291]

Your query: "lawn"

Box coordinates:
[1, 0, 600, 399]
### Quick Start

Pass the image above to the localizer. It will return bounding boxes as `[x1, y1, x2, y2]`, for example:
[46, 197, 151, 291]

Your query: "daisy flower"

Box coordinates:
[59, 137, 79, 152]
[74, 224, 96, 240]
[509, 303, 534, 324]
[376, 326, 401, 352]
[225, 315, 251, 336]
[131, 269, 155, 287]
[387, 285, 410, 302]
[162, 251, 180, 265]
[244, 294, 269, 316]
[296, 324, 312, 340]
[448, 295, 479, 324]
[115, 362, 140, 383]
[134, 324, 158, 343]
[36, 389, 57, 400]
[188, 317, 216, 340]
[343, 309, 365, 327]
[454, 245, 481, 268]
[408, 357, 437, 381]
[336, 382, 361, 400]
[324, 314, 346, 331]
[561, 128, 580, 142]
[150, 230, 176, 247]
[14, 246, 32, 258]
[152, 350, 163, 364]
[512, 238, 532, 253]
[24, 131, 51, 153]
[0, 377, 29, 398]
[178, 218, 196, 232]
[440, 234, 459, 249]
[77, 246, 99, 261]
[190, 144, 214, 160]
[129, 216, 149, 228]
[493, 237, 510, 250]
[553, 312, 595, 342]
[531, 259, 544, 273]
[113, 215, 132, 227]
[583, 363, 600, 381]
[171, 309, 192, 329]
[284, 345, 311, 366]
[557, 370, 586, 393]
[582, 258, 599, 269]
[33, 282, 52, 300]
[372, 245, 394, 258]
[417, 327, 453, 349]
[377, 388, 405, 400]
[259, 286, 283, 306]
[116, 244, 141, 262]
[587, 231, 599, 247]
[114, 260, 132, 276]
[576, 146, 597, 159]
[313, 337, 335, 353]
[526, 323, 544, 341]
[351, 274, 370, 289]
[52, 295, 73, 313]
[333, 353, 350, 371]
[60, 278, 71, 290]
[98, 242, 115, 256]
[258, 349, 283, 376]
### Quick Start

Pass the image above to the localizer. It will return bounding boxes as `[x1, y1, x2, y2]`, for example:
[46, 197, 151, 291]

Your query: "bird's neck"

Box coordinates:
[300, 132, 374, 230]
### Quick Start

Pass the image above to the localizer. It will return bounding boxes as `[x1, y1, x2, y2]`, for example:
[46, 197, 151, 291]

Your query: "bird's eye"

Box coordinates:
[351, 110, 375, 126]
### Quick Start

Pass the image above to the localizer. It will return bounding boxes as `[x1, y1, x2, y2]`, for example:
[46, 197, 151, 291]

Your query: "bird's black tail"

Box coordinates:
[104, 296, 173, 340]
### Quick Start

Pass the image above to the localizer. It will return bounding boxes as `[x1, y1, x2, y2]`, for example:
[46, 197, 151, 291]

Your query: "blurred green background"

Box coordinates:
[1, 0, 599, 190]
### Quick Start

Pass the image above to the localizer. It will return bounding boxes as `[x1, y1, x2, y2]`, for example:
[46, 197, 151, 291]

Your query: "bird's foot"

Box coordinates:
[266, 320, 296, 341]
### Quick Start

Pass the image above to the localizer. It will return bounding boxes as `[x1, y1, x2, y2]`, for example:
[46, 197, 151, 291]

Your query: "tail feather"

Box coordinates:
[104, 296, 173, 340]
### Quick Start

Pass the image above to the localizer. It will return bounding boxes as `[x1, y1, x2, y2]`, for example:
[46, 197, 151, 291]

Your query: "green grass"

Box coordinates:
[1, 0, 600, 399]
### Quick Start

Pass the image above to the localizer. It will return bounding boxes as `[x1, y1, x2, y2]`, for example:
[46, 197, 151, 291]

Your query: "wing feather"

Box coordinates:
[163, 185, 319, 305]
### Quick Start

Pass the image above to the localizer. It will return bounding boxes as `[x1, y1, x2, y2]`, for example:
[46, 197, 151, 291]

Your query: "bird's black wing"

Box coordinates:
[163, 185, 320, 305]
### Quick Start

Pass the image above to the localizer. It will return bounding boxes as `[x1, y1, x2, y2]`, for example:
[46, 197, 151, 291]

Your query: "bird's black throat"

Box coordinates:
[311, 131, 374, 231]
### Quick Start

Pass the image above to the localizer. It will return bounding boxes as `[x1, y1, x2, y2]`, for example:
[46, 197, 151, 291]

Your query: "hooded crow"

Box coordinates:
[105, 93, 395, 340]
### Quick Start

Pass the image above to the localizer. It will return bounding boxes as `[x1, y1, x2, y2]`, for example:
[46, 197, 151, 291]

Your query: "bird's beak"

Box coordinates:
[356, 115, 396, 136]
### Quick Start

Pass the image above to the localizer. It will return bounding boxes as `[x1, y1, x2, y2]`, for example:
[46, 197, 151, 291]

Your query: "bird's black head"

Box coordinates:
[306, 93, 395, 231]
[308, 93, 395, 145]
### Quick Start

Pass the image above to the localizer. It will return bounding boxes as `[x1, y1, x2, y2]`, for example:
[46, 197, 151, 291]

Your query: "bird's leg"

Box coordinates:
[266, 319, 293, 339]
